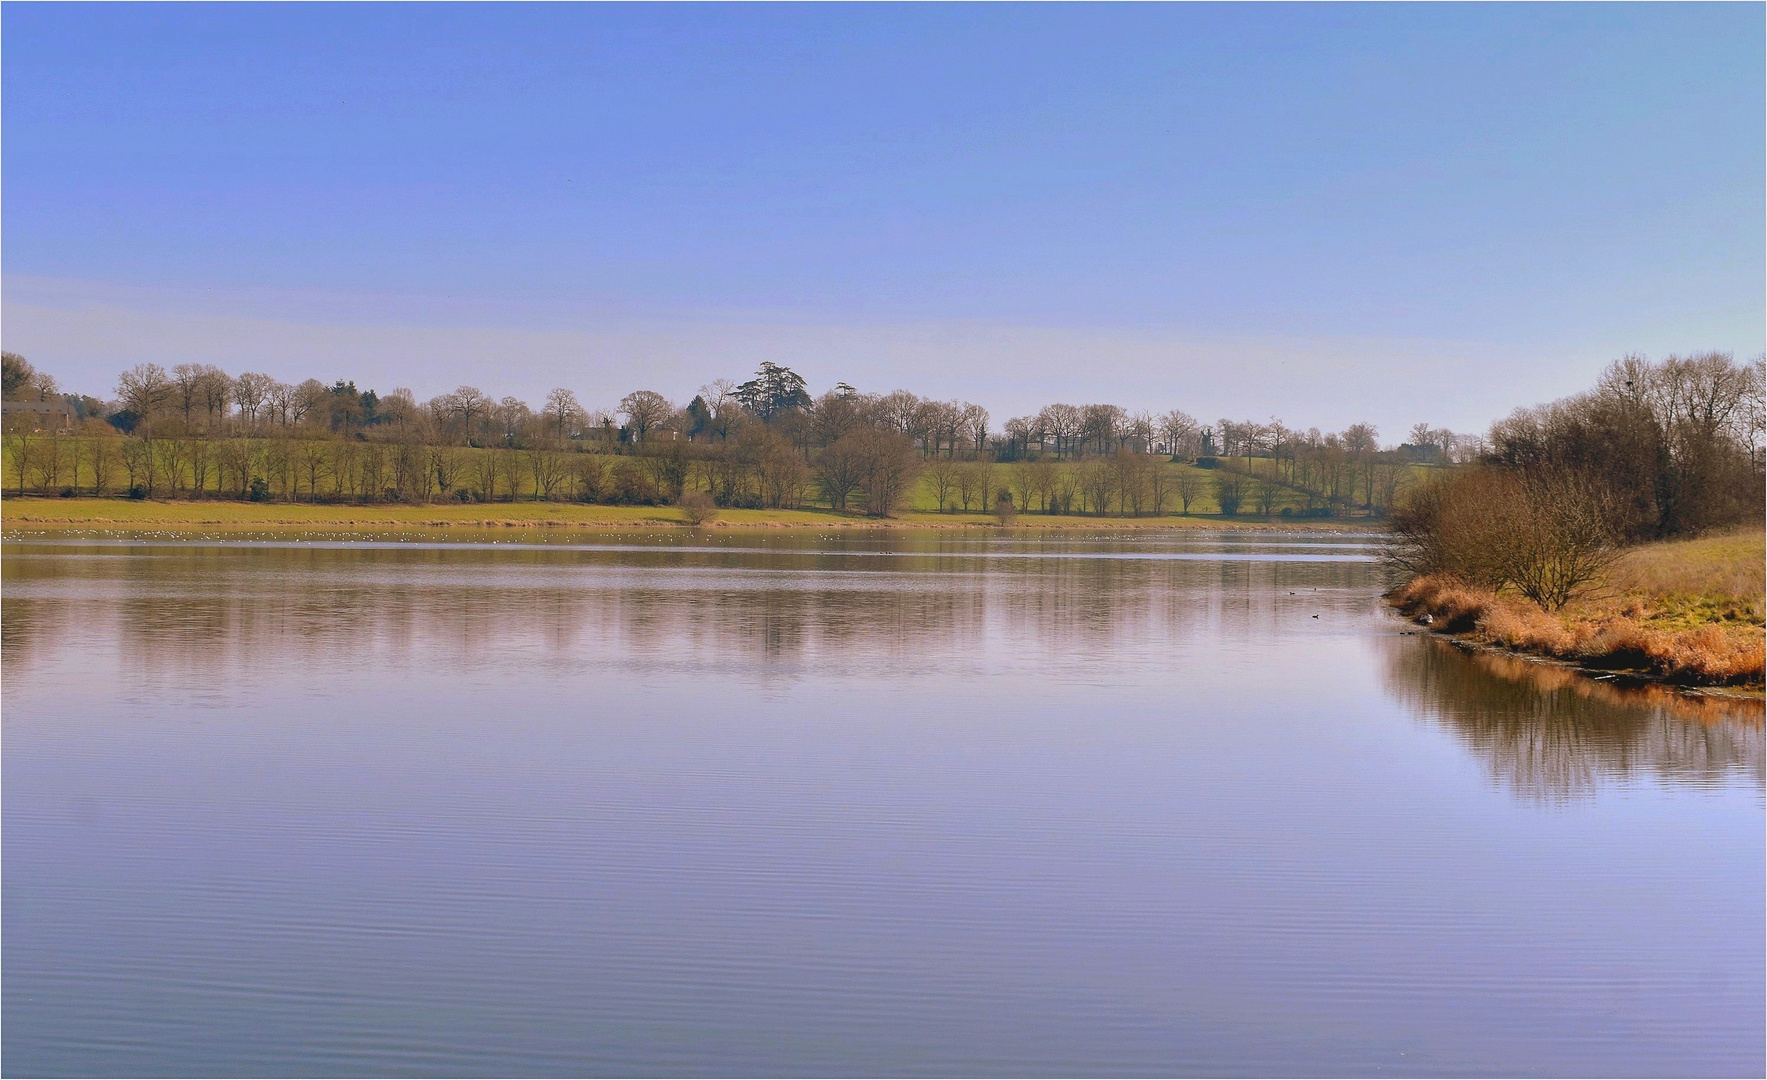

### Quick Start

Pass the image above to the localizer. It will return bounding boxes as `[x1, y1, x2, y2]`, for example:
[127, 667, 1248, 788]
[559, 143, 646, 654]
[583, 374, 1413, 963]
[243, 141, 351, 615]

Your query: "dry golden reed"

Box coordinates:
[1389, 569, 1765, 685]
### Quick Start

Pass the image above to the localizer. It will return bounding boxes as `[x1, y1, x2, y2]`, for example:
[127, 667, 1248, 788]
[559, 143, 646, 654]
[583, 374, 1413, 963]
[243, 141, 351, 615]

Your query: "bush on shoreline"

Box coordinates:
[1387, 466, 1622, 610]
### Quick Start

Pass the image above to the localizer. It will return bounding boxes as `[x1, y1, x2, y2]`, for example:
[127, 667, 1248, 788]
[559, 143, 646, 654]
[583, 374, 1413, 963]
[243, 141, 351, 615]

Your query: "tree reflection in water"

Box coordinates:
[1, 533, 1371, 690]
[1382, 634, 1764, 800]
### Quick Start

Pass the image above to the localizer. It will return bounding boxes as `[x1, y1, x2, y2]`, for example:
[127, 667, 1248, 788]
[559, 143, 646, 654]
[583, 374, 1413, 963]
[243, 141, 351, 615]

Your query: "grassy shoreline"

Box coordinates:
[0, 495, 1373, 534]
[1388, 529, 1766, 689]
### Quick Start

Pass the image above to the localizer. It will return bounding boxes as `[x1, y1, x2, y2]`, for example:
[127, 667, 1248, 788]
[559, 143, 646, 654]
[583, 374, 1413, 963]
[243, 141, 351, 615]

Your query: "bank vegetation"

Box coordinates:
[1386, 352, 1765, 686]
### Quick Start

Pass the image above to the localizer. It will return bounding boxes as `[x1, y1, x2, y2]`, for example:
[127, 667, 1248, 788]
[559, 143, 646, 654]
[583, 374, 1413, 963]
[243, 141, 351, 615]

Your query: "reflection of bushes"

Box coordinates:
[1381, 635, 1764, 800]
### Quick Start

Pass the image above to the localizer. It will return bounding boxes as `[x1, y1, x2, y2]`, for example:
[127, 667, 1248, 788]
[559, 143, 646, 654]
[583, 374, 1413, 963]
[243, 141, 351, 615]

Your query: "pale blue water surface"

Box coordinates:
[3, 530, 1761, 1077]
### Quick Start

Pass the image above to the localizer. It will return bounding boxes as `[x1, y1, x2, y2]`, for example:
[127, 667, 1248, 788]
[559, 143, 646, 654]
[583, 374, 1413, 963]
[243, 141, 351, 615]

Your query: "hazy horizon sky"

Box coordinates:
[4, 4, 1762, 439]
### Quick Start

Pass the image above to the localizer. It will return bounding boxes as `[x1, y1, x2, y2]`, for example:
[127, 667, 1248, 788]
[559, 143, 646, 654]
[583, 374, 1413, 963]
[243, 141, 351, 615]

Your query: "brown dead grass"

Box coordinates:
[1389, 572, 1765, 686]
[1606, 528, 1765, 610]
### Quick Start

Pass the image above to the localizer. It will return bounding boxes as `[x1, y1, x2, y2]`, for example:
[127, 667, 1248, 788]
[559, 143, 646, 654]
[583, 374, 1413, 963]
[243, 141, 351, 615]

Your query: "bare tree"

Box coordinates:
[1213, 470, 1249, 516]
[435, 385, 491, 444]
[542, 388, 582, 444]
[1387, 466, 1621, 610]
[1078, 457, 1115, 515]
[265, 381, 296, 426]
[296, 440, 330, 501]
[1109, 448, 1154, 515]
[930, 400, 966, 457]
[1145, 457, 1174, 514]
[1342, 422, 1379, 508]
[922, 458, 962, 512]
[815, 434, 866, 512]
[1052, 461, 1081, 514]
[752, 429, 808, 508]
[117, 363, 174, 424]
[526, 447, 570, 500]
[811, 388, 866, 446]
[1490, 352, 1764, 539]
[1003, 415, 1040, 460]
[852, 428, 922, 516]
[1011, 460, 1039, 513]
[291, 379, 330, 428]
[1029, 456, 1060, 512]
[429, 444, 464, 496]
[877, 390, 923, 437]
[962, 403, 990, 457]
[678, 489, 719, 526]
[1250, 461, 1283, 516]
[168, 364, 234, 430]
[697, 379, 741, 441]
[494, 396, 531, 445]
[171, 364, 205, 425]
[620, 390, 673, 444]
[234, 372, 275, 426]
[3, 432, 35, 496]
[216, 438, 259, 499]
[1080, 403, 1125, 455]
[1039, 403, 1083, 458]
[955, 460, 988, 512]
[1123, 410, 1155, 453]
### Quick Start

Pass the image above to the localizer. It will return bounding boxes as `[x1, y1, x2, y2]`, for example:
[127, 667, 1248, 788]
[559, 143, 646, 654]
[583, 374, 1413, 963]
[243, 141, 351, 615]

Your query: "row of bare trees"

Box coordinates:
[1000, 405, 1195, 459]
[17, 354, 1439, 469]
[6, 429, 468, 504]
[1486, 352, 1766, 541]
[0, 425, 1315, 519]
[3, 426, 1289, 518]
[0, 352, 1473, 520]
[17, 352, 1755, 530]
[1389, 353, 1766, 608]
[0, 424, 931, 516]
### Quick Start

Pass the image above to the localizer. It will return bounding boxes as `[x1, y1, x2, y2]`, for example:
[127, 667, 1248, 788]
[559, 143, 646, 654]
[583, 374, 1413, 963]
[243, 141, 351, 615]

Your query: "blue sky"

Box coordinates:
[4, 3, 1761, 437]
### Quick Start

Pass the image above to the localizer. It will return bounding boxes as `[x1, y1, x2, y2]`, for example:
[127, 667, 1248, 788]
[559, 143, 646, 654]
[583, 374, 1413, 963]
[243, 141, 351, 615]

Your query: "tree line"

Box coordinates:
[0, 350, 1525, 518]
[1389, 352, 1765, 608]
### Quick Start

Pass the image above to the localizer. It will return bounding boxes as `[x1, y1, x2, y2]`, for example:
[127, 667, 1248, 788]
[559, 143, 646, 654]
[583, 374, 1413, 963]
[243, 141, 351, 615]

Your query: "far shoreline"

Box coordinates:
[0, 495, 1379, 535]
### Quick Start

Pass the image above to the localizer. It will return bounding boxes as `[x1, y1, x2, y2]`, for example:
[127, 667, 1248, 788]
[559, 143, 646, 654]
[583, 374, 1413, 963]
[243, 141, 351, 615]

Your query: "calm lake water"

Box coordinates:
[3, 530, 1762, 1077]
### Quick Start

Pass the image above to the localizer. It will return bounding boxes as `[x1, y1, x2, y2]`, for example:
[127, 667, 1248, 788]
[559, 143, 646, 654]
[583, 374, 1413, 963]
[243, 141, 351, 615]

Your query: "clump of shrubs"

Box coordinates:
[994, 488, 1016, 525]
[677, 489, 719, 527]
[606, 459, 659, 505]
[1387, 575, 1493, 634]
[1387, 466, 1619, 610]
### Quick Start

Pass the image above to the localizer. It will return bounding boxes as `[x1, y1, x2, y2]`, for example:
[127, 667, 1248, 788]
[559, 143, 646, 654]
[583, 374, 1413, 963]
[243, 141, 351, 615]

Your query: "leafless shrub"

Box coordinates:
[678, 489, 719, 527]
[993, 488, 1017, 525]
[1388, 466, 1621, 609]
[1501, 469, 1623, 610]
